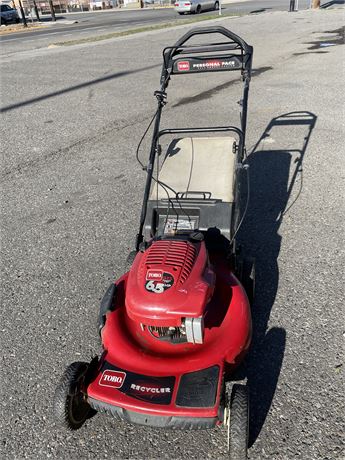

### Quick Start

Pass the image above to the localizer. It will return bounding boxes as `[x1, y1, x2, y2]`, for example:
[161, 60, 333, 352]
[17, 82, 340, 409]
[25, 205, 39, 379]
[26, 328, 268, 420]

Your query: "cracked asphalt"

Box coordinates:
[1, 6, 344, 459]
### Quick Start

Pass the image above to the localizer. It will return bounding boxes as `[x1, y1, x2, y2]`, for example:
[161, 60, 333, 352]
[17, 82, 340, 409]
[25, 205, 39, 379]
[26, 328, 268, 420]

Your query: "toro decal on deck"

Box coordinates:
[145, 270, 174, 294]
[99, 370, 126, 389]
[100, 362, 175, 404]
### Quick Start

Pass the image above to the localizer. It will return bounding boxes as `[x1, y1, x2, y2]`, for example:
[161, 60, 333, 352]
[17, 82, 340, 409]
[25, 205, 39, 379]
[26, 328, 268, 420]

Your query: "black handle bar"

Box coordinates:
[173, 26, 252, 55]
[136, 27, 253, 251]
[178, 42, 241, 54]
[161, 26, 253, 86]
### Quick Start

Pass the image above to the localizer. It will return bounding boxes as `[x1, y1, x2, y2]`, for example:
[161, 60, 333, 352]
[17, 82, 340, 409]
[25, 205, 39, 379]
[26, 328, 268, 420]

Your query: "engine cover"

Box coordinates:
[125, 239, 215, 326]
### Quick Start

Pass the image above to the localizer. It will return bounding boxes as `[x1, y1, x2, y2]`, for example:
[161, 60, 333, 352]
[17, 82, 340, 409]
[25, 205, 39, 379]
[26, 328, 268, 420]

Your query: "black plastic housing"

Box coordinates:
[88, 398, 218, 429]
[144, 199, 235, 242]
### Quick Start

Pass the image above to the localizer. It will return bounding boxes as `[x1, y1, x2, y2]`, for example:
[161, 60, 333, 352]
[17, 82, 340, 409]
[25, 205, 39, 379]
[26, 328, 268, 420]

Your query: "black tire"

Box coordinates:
[229, 384, 249, 459]
[196, 4, 201, 13]
[178, 12, 184, 15]
[53, 362, 91, 430]
[16, 18, 20, 23]
[214, 1, 219, 10]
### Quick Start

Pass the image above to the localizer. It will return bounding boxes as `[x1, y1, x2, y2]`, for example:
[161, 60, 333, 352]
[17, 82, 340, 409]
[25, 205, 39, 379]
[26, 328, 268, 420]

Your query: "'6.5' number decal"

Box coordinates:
[144, 272, 174, 294]
[145, 280, 164, 294]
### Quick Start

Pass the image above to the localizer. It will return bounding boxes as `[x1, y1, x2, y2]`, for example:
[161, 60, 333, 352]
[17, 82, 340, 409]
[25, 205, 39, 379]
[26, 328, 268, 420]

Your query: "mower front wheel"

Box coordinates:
[53, 361, 91, 430]
[226, 383, 249, 459]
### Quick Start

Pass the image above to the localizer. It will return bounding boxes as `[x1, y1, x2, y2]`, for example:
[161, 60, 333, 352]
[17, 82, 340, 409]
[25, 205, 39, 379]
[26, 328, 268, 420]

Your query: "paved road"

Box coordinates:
[0, 0, 313, 53]
[1, 6, 344, 460]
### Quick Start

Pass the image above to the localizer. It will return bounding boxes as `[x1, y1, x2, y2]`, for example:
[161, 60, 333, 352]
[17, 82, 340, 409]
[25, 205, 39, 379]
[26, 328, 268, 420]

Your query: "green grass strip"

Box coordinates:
[52, 12, 238, 46]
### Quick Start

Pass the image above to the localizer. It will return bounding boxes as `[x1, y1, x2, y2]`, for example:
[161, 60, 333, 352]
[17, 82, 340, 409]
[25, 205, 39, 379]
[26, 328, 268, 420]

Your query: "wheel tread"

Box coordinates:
[229, 384, 249, 459]
[53, 361, 89, 430]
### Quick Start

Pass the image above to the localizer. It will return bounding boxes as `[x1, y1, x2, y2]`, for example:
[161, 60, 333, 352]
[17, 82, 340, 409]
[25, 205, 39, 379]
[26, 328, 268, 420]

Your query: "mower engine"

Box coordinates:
[125, 236, 216, 345]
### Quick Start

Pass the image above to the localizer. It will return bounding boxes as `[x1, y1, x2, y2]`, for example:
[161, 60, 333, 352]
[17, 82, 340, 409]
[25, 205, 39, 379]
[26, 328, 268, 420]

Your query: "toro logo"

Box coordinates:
[146, 269, 163, 281]
[177, 61, 190, 72]
[99, 370, 126, 389]
[145, 271, 174, 294]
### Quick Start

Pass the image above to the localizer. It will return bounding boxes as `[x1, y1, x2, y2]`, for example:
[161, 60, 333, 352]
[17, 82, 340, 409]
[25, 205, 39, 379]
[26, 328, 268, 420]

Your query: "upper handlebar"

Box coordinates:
[173, 26, 253, 55]
[161, 26, 253, 86]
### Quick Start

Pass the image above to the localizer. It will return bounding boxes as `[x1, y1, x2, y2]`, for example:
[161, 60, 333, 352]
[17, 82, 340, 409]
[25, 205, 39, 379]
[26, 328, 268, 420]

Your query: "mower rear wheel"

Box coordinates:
[53, 361, 91, 430]
[228, 384, 249, 459]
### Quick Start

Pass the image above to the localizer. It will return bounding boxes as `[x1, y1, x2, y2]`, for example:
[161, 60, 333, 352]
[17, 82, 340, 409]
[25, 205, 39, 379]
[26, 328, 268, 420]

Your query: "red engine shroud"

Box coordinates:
[86, 243, 252, 421]
[125, 239, 215, 326]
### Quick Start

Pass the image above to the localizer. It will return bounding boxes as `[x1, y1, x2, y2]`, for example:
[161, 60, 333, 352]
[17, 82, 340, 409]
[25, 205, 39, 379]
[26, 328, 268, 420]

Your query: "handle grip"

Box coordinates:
[173, 26, 252, 55]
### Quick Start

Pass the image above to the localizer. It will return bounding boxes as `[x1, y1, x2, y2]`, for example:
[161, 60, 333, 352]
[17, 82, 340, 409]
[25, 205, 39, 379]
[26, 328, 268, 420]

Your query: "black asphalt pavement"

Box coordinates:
[1, 5, 344, 460]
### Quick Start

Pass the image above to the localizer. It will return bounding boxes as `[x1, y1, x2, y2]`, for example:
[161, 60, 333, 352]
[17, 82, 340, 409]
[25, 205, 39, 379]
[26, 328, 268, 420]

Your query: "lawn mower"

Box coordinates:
[54, 26, 254, 458]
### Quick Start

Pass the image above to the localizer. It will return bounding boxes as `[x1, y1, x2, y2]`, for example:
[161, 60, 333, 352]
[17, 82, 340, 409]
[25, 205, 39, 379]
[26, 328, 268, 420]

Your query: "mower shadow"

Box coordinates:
[237, 111, 317, 447]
